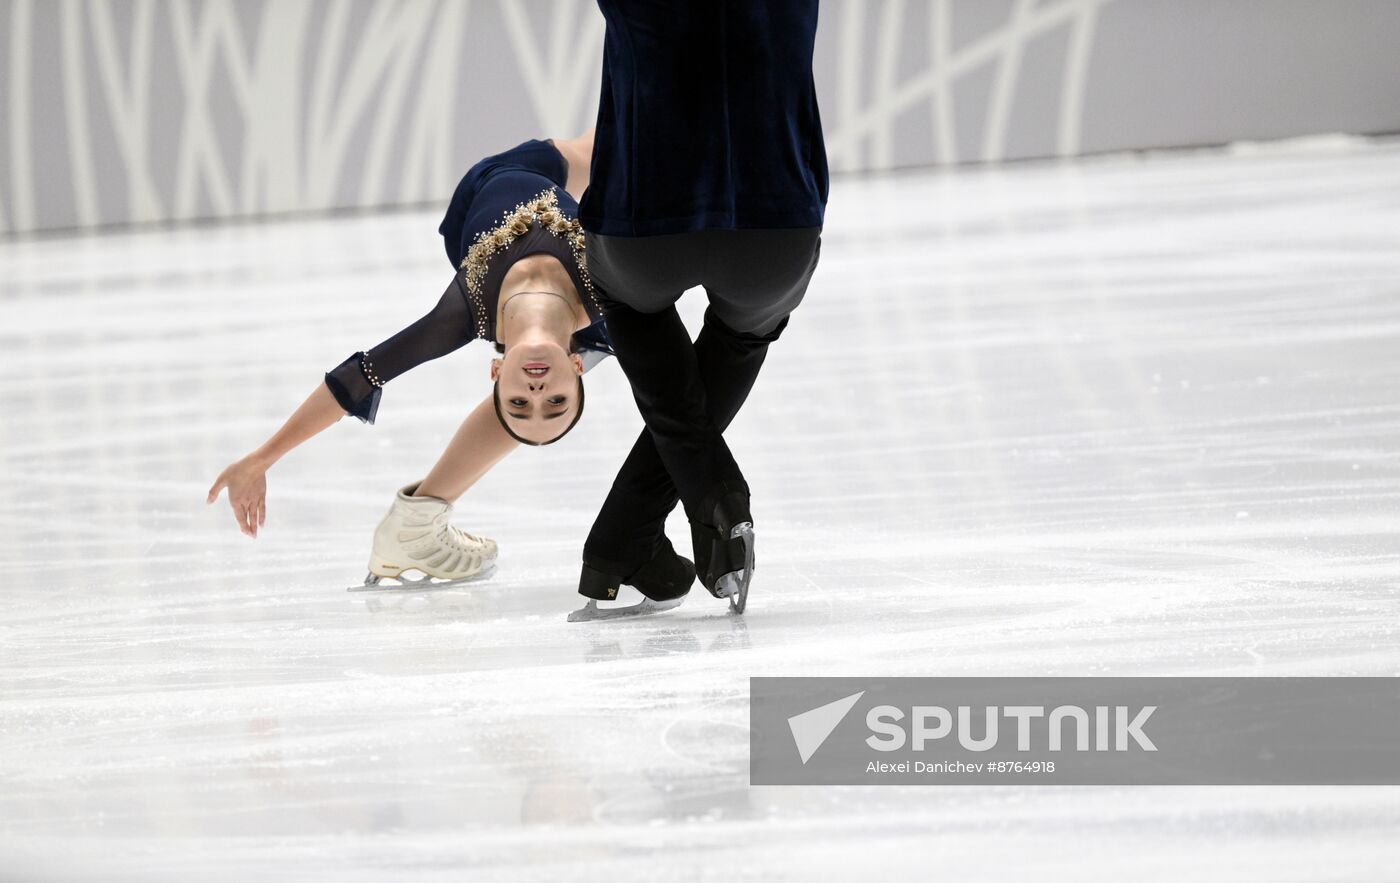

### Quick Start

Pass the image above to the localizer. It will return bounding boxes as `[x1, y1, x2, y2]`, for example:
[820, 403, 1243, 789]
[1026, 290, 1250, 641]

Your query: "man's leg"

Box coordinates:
[583, 229, 822, 571]
[583, 307, 787, 571]
[597, 302, 747, 521]
[586, 234, 748, 528]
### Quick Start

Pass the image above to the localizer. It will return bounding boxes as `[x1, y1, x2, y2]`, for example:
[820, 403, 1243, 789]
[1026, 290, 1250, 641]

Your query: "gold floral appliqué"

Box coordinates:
[459, 189, 598, 341]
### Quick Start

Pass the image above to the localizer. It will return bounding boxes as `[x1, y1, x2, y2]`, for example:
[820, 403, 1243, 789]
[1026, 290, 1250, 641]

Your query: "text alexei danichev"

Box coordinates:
[866, 760, 1057, 774]
[868, 760, 981, 774]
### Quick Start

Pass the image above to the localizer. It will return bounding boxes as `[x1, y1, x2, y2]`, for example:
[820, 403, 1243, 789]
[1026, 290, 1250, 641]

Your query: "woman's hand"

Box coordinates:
[203, 383, 348, 539]
[207, 456, 269, 538]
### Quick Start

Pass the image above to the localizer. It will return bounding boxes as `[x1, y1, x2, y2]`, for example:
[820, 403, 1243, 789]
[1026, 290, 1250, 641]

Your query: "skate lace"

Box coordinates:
[433, 512, 490, 551]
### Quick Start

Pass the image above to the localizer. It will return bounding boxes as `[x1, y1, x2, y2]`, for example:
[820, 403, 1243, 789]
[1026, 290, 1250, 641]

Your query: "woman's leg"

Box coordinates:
[363, 393, 511, 585]
[416, 394, 519, 501]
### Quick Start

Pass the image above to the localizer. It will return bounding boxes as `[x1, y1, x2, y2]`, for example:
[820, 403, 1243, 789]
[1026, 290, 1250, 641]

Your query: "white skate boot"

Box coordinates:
[347, 483, 499, 592]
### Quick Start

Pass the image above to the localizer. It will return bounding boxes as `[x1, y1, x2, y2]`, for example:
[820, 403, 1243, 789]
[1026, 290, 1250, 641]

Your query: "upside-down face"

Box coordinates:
[491, 339, 585, 445]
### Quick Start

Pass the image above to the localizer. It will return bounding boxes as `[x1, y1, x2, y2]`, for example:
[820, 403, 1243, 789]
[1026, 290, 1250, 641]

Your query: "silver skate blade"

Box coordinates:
[347, 561, 498, 593]
[567, 595, 685, 623]
[714, 522, 754, 615]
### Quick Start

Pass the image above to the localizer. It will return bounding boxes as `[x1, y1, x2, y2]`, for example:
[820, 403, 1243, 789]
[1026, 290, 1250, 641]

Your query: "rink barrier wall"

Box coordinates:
[1, 0, 1398, 234]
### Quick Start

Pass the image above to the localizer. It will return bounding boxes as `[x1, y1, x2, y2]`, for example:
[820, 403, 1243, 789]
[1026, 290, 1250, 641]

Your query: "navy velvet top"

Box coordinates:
[324, 140, 612, 424]
[579, 0, 829, 237]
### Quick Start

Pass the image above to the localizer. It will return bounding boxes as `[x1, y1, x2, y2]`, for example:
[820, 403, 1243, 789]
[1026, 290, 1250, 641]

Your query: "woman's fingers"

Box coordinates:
[233, 499, 253, 537]
[214, 465, 266, 537]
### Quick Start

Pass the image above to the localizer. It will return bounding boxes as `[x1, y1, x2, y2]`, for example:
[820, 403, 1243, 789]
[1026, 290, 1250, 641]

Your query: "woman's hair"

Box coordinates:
[492, 375, 586, 446]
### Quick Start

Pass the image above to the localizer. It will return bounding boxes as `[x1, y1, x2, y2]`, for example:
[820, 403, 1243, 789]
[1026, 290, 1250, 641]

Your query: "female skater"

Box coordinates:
[206, 131, 693, 604]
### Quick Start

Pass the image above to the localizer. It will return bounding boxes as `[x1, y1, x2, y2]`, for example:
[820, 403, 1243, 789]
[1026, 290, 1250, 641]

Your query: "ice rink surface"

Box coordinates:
[3, 138, 1400, 881]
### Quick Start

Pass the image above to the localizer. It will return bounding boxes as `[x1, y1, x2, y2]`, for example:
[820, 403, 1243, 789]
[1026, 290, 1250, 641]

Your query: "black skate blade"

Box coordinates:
[713, 523, 754, 614]
[347, 561, 497, 593]
[567, 595, 685, 623]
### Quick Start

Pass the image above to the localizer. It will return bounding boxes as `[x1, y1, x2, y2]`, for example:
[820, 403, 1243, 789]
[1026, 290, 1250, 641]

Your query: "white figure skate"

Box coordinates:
[347, 483, 499, 593]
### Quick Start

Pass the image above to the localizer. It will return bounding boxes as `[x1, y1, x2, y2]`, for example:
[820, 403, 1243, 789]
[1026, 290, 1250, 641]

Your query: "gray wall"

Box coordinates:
[2, 0, 1397, 235]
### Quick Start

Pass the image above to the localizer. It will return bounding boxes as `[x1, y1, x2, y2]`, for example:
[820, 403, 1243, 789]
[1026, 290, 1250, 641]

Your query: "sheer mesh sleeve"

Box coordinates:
[324, 276, 478, 424]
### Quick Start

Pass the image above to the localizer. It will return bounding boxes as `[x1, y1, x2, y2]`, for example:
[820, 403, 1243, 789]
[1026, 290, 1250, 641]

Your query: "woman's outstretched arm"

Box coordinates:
[208, 276, 478, 537]
[206, 385, 519, 536]
[206, 382, 344, 537]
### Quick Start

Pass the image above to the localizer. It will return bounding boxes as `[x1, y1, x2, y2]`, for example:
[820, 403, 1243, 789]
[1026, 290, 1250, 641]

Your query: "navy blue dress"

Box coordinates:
[579, 0, 829, 237]
[325, 140, 613, 424]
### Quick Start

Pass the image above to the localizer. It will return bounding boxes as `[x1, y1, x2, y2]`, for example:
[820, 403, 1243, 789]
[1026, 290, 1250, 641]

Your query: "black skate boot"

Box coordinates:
[568, 535, 696, 622]
[691, 489, 755, 615]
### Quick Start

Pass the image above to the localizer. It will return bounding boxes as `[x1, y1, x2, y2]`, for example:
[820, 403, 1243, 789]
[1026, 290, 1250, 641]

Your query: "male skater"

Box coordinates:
[569, 0, 828, 621]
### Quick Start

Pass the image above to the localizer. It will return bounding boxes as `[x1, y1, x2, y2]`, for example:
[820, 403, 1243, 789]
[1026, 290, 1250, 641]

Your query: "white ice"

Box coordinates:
[2, 138, 1400, 881]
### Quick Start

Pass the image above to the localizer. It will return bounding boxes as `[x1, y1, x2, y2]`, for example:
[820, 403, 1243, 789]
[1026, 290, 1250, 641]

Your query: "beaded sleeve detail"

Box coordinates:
[322, 275, 476, 425]
[325, 351, 383, 424]
[360, 353, 384, 388]
[458, 188, 599, 340]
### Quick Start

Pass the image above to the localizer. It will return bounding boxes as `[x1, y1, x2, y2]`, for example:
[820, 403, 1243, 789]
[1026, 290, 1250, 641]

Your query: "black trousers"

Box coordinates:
[583, 227, 822, 569]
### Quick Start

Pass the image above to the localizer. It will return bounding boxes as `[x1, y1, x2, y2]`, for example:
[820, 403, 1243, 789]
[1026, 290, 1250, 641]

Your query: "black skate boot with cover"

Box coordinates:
[691, 489, 754, 614]
[569, 535, 696, 622]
